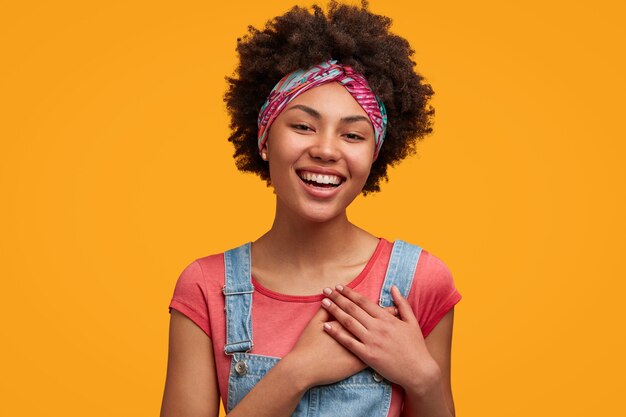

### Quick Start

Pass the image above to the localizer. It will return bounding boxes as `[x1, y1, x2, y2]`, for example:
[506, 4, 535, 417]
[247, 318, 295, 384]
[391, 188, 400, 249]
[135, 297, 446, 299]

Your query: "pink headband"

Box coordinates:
[257, 60, 388, 159]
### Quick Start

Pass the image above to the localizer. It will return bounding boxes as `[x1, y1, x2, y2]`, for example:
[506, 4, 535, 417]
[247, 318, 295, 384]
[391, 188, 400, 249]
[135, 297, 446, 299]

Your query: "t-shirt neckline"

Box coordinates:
[251, 238, 386, 302]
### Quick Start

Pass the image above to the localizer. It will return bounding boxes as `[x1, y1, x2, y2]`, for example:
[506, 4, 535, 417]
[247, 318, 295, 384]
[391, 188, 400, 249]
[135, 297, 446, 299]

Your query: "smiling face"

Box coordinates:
[264, 82, 376, 223]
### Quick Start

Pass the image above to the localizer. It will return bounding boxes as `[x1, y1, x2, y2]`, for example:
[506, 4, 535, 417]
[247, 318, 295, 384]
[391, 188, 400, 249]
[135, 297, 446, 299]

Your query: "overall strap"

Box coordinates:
[223, 242, 255, 355]
[379, 240, 422, 307]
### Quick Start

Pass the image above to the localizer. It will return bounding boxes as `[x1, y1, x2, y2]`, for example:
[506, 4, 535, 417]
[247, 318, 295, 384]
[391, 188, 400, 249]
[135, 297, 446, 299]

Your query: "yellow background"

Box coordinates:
[1, 0, 624, 416]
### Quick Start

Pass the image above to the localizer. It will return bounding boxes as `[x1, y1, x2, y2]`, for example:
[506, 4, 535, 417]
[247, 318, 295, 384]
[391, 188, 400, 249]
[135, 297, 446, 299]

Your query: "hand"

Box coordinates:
[284, 304, 400, 389]
[320, 285, 441, 393]
[284, 307, 365, 389]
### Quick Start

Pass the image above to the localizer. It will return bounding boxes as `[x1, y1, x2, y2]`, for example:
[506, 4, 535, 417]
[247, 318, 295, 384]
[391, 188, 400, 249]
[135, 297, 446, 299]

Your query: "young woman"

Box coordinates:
[161, 2, 461, 416]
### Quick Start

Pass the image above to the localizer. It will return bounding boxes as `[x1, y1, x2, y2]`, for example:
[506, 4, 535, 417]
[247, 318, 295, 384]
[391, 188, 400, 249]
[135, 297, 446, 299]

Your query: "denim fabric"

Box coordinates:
[379, 240, 422, 308]
[224, 240, 422, 416]
[223, 244, 254, 354]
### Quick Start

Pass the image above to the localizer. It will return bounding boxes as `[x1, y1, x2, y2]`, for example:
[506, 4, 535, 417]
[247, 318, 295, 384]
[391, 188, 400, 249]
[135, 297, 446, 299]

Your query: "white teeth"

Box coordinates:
[299, 171, 342, 185]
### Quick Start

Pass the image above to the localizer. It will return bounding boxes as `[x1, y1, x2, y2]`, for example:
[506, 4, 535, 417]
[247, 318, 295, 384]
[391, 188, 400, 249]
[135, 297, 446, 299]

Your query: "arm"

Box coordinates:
[321, 285, 457, 417]
[161, 307, 369, 417]
[160, 309, 220, 417]
[225, 356, 310, 417]
[161, 309, 305, 417]
[403, 308, 456, 417]
[226, 307, 366, 417]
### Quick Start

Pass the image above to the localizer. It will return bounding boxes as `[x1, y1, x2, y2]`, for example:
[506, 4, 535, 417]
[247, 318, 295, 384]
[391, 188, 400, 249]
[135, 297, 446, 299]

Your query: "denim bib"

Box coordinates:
[223, 240, 422, 416]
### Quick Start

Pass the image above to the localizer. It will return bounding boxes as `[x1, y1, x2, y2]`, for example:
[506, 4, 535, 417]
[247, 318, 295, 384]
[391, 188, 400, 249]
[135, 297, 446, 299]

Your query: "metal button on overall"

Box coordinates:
[373, 371, 384, 383]
[235, 360, 248, 376]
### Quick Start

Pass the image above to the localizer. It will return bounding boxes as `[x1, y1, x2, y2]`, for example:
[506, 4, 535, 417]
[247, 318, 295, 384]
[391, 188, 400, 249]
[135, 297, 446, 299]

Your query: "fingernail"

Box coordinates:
[323, 287, 332, 295]
[335, 284, 344, 292]
[322, 298, 331, 307]
[394, 307, 399, 315]
[323, 323, 332, 331]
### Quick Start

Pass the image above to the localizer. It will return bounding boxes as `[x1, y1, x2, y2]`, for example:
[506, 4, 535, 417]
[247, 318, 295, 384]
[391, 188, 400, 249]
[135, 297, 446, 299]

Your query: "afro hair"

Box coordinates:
[224, 0, 434, 194]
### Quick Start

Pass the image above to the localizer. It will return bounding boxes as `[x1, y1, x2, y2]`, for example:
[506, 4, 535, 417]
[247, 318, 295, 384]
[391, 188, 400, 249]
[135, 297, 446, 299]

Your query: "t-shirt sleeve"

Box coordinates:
[168, 260, 211, 338]
[412, 251, 462, 338]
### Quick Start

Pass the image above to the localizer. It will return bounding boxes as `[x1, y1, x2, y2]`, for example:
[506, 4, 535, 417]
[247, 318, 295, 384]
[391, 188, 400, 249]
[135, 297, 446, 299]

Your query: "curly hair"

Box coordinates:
[224, 0, 434, 194]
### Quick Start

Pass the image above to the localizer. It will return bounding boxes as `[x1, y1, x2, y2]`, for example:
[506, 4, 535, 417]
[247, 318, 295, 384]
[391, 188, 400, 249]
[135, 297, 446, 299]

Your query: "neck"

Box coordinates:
[254, 202, 372, 270]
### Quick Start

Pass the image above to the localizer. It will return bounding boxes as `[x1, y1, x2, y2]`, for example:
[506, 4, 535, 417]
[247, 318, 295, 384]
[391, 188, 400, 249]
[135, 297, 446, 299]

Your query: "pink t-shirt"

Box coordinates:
[169, 238, 462, 416]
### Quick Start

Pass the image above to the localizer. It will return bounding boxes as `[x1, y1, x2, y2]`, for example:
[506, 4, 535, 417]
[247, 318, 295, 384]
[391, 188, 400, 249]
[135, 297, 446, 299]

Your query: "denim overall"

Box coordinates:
[223, 240, 422, 416]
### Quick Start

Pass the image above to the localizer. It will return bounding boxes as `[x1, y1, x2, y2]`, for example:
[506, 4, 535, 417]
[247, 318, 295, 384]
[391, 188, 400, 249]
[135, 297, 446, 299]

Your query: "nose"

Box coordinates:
[308, 129, 341, 162]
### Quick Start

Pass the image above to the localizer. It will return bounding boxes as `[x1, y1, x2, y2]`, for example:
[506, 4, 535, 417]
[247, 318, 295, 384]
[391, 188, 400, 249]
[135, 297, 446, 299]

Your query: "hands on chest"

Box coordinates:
[285, 284, 441, 396]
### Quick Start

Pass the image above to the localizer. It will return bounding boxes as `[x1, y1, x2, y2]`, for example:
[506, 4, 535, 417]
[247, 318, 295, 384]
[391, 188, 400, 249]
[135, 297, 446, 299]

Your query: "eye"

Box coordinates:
[291, 123, 314, 132]
[345, 132, 365, 141]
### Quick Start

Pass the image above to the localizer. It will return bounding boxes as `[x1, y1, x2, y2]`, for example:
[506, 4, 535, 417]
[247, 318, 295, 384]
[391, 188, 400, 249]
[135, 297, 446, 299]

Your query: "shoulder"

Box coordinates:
[410, 247, 459, 301]
[385, 239, 455, 287]
[170, 251, 228, 314]
[168, 252, 227, 338]
[387, 239, 461, 338]
[414, 249, 455, 292]
[174, 252, 225, 290]
[194, 252, 227, 281]
[414, 249, 461, 338]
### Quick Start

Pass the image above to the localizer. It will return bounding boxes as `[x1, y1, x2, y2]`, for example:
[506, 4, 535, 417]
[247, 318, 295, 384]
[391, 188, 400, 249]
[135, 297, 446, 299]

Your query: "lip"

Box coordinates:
[296, 166, 347, 180]
[295, 167, 346, 199]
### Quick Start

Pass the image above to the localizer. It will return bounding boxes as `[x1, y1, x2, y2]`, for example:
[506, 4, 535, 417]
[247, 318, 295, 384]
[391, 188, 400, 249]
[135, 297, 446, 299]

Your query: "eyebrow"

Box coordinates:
[286, 104, 372, 126]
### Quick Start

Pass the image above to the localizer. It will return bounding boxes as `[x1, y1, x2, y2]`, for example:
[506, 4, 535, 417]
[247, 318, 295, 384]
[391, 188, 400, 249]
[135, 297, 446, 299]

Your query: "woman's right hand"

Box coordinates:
[283, 302, 399, 389]
[283, 307, 365, 388]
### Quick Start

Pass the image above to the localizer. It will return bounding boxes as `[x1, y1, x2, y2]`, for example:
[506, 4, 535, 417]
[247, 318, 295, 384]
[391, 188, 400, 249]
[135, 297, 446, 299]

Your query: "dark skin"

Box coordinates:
[224, 1, 435, 194]
[161, 84, 456, 416]
[322, 284, 456, 416]
[161, 303, 456, 416]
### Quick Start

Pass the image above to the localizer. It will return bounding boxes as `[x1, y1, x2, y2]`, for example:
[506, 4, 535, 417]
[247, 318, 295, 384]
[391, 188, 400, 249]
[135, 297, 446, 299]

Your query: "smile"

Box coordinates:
[296, 170, 345, 188]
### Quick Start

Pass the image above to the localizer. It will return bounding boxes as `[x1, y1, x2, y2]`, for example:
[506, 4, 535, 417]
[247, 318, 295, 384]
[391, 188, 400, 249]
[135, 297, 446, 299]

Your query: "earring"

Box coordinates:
[261, 151, 268, 161]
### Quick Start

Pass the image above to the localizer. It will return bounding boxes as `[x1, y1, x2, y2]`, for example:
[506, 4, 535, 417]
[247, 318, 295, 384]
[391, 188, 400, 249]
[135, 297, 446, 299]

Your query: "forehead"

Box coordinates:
[285, 82, 368, 118]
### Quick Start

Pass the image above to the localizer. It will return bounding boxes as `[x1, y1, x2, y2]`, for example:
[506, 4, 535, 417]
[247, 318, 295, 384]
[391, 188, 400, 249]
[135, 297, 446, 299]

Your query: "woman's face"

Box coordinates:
[264, 82, 376, 223]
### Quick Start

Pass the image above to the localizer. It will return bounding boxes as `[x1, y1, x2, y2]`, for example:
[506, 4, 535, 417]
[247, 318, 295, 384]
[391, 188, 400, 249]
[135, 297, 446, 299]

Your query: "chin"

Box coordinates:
[297, 206, 345, 224]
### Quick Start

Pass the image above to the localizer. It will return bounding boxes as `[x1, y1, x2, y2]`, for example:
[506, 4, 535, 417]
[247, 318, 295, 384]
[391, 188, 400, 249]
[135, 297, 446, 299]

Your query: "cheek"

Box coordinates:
[346, 153, 374, 181]
[267, 144, 300, 187]
[267, 129, 304, 160]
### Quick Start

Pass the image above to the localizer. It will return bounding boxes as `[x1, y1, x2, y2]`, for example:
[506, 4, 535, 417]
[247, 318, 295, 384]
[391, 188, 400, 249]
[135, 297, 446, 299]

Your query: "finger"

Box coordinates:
[383, 306, 399, 316]
[331, 284, 388, 320]
[323, 286, 375, 328]
[390, 285, 417, 324]
[323, 320, 365, 357]
[321, 296, 369, 340]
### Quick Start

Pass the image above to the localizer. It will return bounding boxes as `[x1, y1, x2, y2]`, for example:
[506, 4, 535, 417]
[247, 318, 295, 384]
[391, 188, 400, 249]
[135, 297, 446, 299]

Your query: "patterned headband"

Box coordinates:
[257, 60, 388, 160]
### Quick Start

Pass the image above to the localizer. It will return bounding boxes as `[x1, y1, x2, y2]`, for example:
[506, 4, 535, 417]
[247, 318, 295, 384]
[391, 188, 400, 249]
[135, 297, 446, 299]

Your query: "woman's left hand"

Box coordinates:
[321, 284, 442, 395]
